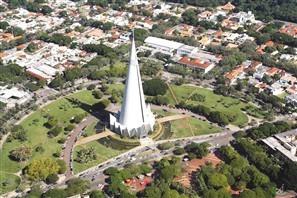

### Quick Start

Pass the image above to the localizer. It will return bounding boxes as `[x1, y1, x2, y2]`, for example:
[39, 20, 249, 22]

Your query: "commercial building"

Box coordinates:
[144, 36, 184, 53]
[262, 130, 297, 163]
[0, 86, 31, 108]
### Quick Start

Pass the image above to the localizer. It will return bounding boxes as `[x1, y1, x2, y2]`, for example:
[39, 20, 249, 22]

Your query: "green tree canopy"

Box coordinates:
[25, 158, 60, 181]
[143, 78, 167, 96]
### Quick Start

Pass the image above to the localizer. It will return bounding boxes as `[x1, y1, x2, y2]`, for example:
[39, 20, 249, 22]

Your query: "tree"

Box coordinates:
[208, 111, 229, 126]
[133, 28, 149, 42]
[66, 178, 90, 196]
[0, 21, 9, 30]
[203, 189, 218, 198]
[73, 113, 86, 124]
[89, 190, 106, 198]
[239, 189, 256, 198]
[27, 188, 43, 198]
[10, 145, 32, 162]
[25, 158, 60, 181]
[159, 164, 181, 182]
[283, 162, 297, 191]
[42, 189, 67, 198]
[102, 22, 113, 32]
[92, 90, 103, 99]
[46, 174, 59, 184]
[163, 189, 179, 198]
[0, 101, 6, 109]
[87, 84, 96, 90]
[65, 67, 81, 81]
[182, 9, 198, 26]
[41, 5, 53, 15]
[104, 167, 119, 176]
[92, 99, 110, 110]
[56, 159, 67, 174]
[139, 164, 151, 174]
[173, 147, 186, 155]
[217, 188, 232, 198]
[158, 142, 174, 150]
[143, 78, 167, 96]
[48, 126, 63, 137]
[76, 147, 97, 163]
[141, 186, 162, 198]
[208, 173, 228, 190]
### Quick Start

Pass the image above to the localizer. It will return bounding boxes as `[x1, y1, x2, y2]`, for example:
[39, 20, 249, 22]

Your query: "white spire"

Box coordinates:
[109, 33, 155, 137]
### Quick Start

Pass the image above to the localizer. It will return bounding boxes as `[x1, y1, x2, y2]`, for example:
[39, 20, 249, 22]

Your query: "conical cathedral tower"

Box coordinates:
[110, 35, 155, 138]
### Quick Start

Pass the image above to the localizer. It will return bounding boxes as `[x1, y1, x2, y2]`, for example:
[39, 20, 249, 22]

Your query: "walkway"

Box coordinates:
[75, 130, 115, 146]
[156, 114, 189, 123]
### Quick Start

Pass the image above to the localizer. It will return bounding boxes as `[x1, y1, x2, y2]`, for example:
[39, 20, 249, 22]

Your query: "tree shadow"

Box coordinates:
[65, 98, 112, 124]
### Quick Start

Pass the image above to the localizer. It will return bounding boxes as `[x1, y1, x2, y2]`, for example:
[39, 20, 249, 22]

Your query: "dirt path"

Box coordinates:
[75, 130, 115, 146]
[185, 117, 195, 137]
[185, 87, 198, 103]
[166, 83, 179, 105]
[156, 114, 189, 123]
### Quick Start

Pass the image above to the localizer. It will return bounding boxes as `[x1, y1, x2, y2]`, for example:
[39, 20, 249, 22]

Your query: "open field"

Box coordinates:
[73, 140, 126, 174]
[170, 117, 221, 138]
[170, 85, 250, 126]
[0, 90, 99, 173]
[107, 83, 264, 126]
[0, 173, 20, 195]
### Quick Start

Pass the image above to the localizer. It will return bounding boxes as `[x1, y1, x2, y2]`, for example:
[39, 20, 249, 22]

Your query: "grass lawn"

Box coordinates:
[73, 140, 125, 174]
[107, 84, 124, 94]
[277, 92, 289, 99]
[0, 90, 99, 173]
[153, 109, 175, 117]
[83, 120, 99, 137]
[0, 173, 20, 195]
[171, 85, 250, 126]
[245, 105, 269, 119]
[170, 117, 221, 138]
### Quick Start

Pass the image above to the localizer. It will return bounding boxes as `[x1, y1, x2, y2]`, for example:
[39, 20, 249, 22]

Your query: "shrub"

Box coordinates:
[92, 90, 103, 99]
[73, 113, 87, 124]
[189, 93, 205, 102]
[48, 126, 63, 137]
[46, 174, 59, 184]
[87, 84, 96, 90]
[65, 124, 74, 131]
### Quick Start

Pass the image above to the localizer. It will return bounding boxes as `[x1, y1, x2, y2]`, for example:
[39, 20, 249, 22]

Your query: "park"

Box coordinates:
[0, 82, 267, 195]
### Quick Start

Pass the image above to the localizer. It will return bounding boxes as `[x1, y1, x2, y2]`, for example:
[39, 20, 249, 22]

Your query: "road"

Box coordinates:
[77, 131, 232, 191]
[62, 115, 98, 178]
[49, 133, 224, 192]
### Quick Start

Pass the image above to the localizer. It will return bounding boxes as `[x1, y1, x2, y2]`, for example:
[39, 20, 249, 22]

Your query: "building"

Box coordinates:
[285, 95, 297, 107]
[177, 45, 198, 55]
[0, 86, 31, 108]
[229, 11, 255, 25]
[176, 56, 215, 73]
[144, 36, 184, 53]
[262, 130, 297, 163]
[110, 36, 155, 138]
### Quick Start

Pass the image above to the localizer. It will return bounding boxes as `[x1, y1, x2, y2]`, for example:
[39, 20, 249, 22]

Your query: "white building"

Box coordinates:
[0, 86, 31, 108]
[177, 45, 198, 55]
[262, 130, 297, 163]
[229, 11, 255, 25]
[110, 37, 155, 138]
[144, 36, 184, 53]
